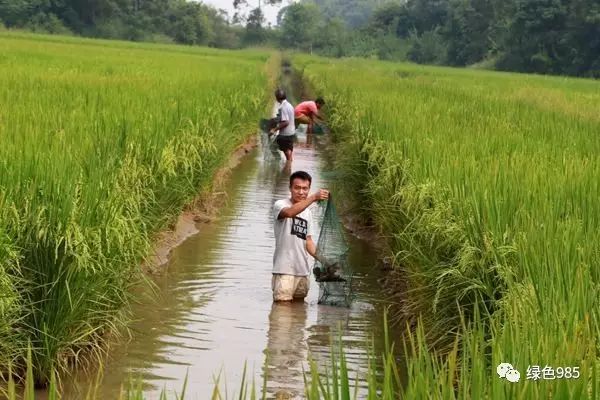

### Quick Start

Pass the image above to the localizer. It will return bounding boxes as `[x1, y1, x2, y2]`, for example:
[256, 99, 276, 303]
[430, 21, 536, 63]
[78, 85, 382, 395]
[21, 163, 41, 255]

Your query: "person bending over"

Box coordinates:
[294, 97, 325, 134]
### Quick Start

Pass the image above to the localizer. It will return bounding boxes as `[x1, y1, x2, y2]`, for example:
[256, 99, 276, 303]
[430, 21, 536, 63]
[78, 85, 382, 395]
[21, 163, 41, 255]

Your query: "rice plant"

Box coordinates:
[1, 313, 402, 400]
[293, 54, 600, 398]
[0, 31, 271, 384]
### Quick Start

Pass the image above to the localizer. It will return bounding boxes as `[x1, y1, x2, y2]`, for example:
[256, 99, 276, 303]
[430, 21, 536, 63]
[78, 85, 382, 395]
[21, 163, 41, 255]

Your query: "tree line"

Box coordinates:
[1, 0, 598, 77]
[0, 0, 245, 47]
[282, 0, 600, 78]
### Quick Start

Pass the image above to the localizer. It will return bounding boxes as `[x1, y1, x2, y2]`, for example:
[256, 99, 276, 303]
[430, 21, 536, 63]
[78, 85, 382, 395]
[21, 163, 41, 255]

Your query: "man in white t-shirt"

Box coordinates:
[272, 171, 329, 302]
[269, 88, 296, 162]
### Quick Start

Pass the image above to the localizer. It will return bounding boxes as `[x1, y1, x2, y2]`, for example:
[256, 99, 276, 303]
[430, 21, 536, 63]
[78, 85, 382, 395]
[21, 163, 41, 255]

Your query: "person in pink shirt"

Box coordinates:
[294, 97, 325, 134]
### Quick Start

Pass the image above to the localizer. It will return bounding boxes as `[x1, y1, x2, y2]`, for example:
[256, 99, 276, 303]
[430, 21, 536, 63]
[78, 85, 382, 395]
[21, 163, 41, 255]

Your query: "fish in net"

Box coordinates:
[259, 118, 281, 161]
[313, 195, 353, 307]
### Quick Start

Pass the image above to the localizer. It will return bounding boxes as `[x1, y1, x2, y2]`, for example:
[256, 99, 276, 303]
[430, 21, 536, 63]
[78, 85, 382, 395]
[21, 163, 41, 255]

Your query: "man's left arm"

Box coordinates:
[306, 236, 317, 258]
[305, 210, 320, 260]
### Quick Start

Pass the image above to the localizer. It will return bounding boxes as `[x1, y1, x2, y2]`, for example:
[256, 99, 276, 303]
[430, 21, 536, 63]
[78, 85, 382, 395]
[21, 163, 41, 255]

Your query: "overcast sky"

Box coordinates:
[201, 0, 289, 26]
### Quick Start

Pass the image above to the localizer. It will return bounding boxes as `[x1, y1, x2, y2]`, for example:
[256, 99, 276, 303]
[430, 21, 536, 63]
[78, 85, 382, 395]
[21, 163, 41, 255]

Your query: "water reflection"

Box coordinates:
[305, 132, 313, 147]
[262, 298, 379, 399]
[264, 302, 309, 398]
[282, 159, 292, 176]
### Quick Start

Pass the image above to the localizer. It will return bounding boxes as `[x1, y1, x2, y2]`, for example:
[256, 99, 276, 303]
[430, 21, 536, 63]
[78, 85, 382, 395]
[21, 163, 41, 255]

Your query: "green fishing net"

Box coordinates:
[312, 123, 329, 135]
[259, 118, 280, 161]
[259, 118, 276, 132]
[314, 195, 353, 307]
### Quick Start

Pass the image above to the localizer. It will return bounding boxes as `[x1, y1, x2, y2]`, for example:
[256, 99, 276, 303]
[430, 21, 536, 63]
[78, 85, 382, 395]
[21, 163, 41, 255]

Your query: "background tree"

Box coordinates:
[563, 0, 600, 77]
[1, 0, 599, 77]
[314, 17, 347, 57]
[368, 2, 413, 38]
[279, 2, 321, 52]
[312, 0, 377, 28]
[443, 0, 494, 65]
[406, 0, 450, 33]
[497, 0, 569, 74]
[244, 6, 265, 44]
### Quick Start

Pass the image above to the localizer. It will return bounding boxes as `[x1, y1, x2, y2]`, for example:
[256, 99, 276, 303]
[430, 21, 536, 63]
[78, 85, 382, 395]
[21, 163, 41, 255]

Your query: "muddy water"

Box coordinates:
[65, 130, 397, 399]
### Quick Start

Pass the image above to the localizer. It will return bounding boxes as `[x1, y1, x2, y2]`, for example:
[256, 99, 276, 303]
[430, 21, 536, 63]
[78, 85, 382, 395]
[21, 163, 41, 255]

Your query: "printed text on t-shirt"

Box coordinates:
[291, 217, 308, 240]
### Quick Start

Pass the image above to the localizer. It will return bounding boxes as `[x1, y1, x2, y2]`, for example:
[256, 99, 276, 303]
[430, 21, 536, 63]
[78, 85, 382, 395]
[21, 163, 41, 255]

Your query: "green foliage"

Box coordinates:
[0, 0, 243, 48]
[368, 2, 413, 38]
[167, 2, 214, 45]
[495, 0, 600, 76]
[407, 28, 446, 64]
[2, 312, 404, 399]
[244, 7, 266, 45]
[279, 2, 321, 51]
[296, 52, 600, 398]
[406, 0, 450, 33]
[211, 24, 243, 49]
[317, 0, 600, 76]
[443, 0, 493, 65]
[375, 34, 410, 61]
[313, 18, 347, 57]
[24, 12, 73, 34]
[0, 32, 269, 384]
[311, 0, 378, 28]
[497, 0, 570, 74]
[1, 0, 597, 76]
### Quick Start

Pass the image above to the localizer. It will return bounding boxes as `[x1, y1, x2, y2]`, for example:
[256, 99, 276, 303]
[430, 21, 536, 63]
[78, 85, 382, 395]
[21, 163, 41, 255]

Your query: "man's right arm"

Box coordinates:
[272, 119, 289, 133]
[277, 190, 329, 219]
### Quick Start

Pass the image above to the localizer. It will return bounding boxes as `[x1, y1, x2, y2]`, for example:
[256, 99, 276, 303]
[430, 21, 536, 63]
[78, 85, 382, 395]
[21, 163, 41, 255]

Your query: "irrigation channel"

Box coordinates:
[54, 102, 401, 400]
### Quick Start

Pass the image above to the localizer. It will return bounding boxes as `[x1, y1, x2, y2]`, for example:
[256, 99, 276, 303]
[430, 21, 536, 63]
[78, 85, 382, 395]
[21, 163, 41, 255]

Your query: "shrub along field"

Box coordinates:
[295, 54, 600, 398]
[0, 32, 269, 384]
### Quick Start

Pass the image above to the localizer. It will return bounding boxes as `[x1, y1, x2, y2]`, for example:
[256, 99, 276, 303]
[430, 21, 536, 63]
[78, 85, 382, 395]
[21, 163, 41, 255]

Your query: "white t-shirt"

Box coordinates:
[272, 198, 315, 276]
[277, 100, 296, 136]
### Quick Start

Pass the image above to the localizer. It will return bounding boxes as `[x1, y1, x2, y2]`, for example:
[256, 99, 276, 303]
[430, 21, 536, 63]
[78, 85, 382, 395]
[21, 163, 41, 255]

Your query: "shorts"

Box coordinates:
[295, 114, 311, 125]
[276, 134, 294, 152]
[272, 274, 309, 301]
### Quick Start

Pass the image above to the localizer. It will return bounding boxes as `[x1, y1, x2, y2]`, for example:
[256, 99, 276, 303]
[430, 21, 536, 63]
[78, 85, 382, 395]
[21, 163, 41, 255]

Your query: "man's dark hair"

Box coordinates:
[289, 170, 312, 186]
[315, 97, 325, 106]
[275, 88, 286, 101]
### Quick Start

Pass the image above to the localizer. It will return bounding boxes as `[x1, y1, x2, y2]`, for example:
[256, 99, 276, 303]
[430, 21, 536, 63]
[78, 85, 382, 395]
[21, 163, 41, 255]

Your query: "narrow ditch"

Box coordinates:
[53, 65, 401, 399]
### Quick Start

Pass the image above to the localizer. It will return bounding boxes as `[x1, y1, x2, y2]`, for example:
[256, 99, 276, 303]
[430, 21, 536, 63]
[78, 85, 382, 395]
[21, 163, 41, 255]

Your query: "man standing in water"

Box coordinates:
[269, 88, 296, 161]
[272, 171, 329, 302]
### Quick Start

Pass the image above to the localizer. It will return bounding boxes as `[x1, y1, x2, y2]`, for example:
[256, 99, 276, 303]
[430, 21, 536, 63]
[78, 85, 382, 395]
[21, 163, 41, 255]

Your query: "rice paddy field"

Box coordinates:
[0, 31, 270, 385]
[2, 29, 600, 399]
[294, 54, 600, 398]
